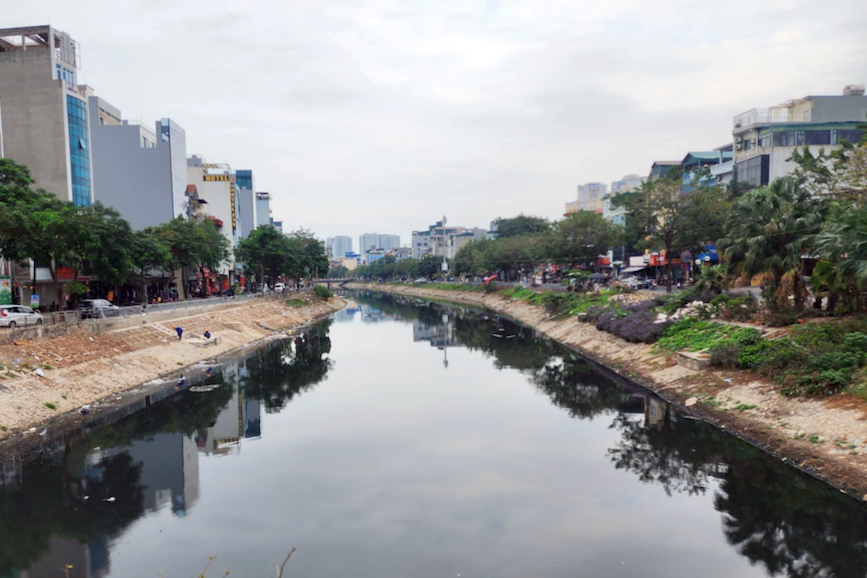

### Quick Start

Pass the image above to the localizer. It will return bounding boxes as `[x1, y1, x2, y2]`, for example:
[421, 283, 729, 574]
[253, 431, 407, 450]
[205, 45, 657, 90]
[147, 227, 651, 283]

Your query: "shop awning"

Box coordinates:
[622, 266, 646, 274]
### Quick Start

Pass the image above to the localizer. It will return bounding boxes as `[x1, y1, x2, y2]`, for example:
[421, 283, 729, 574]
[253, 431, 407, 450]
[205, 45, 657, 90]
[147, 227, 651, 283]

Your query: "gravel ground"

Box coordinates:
[0, 296, 345, 438]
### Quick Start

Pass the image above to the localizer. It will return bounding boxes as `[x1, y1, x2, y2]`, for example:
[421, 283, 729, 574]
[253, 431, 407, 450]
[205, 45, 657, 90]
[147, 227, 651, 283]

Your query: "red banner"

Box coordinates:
[56, 267, 75, 281]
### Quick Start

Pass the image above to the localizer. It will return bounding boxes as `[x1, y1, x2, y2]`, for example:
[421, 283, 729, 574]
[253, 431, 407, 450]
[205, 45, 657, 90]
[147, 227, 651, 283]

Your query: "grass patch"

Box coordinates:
[658, 318, 761, 352]
[43, 364, 53, 370]
[809, 434, 822, 444]
[735, 403, 757, 412]
[43, 402, 57, 410]
[0, 426, 7, 432]
[285, 298, 307, 308]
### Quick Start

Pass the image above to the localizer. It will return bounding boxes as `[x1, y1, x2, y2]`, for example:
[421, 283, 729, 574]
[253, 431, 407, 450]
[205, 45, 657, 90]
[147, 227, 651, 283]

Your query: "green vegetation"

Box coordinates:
[236, 226, 328, 290]
[43, 402, 57, 410]
[313, 285, 334, 300]
[284, 298, 308, 308]
[658, 318, 761, 352]
[0, 158, 326, 304]
[709, 319, 867, 395]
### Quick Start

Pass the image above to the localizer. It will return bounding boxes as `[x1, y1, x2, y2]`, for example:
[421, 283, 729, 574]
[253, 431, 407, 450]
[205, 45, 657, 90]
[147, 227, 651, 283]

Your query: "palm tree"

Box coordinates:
[718, 177, 826, 310]
[813, 205, 867, 312]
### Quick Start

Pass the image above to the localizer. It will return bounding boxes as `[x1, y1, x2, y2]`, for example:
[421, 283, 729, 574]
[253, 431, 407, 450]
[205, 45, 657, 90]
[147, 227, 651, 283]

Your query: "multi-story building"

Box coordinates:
[271, 220, 283, 234]
[411, 219, 486, 260]
[648, 161, 681, 182]
[732, 86, 867, 188]
[330, 236, 353, 258]
[359, 233, 400, 255]
[255, 192, 272, 228]
[604, 174, 646, 225]
[86, 92, 188, 229]
[0, 26, 93, 206]
[575, 182, 608, 214]
[235, 170, 257, 239]
[187, 155, 237, 275]
[681, 147, 734, 192]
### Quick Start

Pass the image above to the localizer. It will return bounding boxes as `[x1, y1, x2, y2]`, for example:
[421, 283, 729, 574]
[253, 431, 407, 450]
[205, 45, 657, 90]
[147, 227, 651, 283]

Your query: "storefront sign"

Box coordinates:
[0, 277, 11, 305]
[230, 182, 237, 233]
[30, 294, 40, 308]
[56, 267, 75, 281]
[203, 174, 230, 182]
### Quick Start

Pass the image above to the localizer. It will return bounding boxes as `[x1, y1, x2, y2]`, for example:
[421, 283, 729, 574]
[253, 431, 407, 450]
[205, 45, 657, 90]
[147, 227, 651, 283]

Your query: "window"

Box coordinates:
[834, 129, 865, 144]
[66, 96, 91, 207]
[773, 131, 796, 146]
[805, 130, 831, 145]
[735, 155, 770, 188]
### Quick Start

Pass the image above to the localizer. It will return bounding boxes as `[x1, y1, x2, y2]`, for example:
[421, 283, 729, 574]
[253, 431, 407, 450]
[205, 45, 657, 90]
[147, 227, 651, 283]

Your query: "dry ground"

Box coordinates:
[0, 295, 344, 437]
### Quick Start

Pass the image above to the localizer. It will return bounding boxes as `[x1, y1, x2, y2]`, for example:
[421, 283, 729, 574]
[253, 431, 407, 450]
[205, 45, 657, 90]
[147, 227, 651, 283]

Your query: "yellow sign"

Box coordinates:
[203, 175, 230, 182]
[230, 182, 237, 233]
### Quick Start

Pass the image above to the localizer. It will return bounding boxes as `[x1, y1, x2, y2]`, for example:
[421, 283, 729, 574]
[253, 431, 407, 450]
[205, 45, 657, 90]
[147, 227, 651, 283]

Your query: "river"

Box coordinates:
[2, 291, 867, 577]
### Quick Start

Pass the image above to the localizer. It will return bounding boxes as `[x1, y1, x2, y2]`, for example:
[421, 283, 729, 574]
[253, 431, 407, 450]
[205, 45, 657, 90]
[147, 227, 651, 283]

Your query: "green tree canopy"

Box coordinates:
[493, 214, 550, 238]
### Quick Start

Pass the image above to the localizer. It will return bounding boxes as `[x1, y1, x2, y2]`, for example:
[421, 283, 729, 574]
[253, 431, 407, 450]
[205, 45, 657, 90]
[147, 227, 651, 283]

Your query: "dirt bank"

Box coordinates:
[0, 296, 345, 439]
[352, 283, 867, 500]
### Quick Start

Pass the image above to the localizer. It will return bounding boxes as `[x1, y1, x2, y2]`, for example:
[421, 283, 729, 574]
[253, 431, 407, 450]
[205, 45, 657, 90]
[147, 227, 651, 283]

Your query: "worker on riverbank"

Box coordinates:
[173, 326, 183, 340]
[204, 328, 211, 339]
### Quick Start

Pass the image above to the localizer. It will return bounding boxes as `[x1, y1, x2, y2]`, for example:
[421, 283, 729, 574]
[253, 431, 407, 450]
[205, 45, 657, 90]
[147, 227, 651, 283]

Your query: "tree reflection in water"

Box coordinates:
[242, 319, 334, 412]
[354, 291, 867, 578]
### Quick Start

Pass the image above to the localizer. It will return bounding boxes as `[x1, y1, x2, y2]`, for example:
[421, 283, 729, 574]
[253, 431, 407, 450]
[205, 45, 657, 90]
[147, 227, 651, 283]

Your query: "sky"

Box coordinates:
[5, 0, 867, 246]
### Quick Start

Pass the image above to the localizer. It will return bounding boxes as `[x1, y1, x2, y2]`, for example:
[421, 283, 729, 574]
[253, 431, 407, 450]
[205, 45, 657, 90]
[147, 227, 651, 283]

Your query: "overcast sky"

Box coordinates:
[6, 0, 867, 245]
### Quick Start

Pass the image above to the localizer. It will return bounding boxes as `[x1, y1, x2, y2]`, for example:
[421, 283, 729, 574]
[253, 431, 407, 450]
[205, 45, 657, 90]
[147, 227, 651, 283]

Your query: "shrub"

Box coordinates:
[595, 301, 668, 343]
[313, 285, 334, 300]
[657, 288, 702, 314]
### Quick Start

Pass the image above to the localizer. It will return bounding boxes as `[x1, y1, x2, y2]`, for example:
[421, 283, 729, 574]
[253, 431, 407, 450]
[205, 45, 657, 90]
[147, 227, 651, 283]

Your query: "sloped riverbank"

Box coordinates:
[0, 296, 345, 440]
[351, 283, 867, 499]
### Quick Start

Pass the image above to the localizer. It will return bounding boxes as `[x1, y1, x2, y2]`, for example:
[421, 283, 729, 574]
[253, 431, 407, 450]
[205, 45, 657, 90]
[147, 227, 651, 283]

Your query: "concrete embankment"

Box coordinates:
[0, 296, 345, 439]
[351, 283, 867, 500]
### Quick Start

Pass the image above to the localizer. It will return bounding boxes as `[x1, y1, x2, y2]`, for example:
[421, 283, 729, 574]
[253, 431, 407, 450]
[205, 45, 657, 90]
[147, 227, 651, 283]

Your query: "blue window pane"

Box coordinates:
[66, 96, 91, 207]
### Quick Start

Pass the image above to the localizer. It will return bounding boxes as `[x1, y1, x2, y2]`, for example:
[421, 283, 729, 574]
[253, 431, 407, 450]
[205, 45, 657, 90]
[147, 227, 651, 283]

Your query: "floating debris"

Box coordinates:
[190, 384, 221, 393]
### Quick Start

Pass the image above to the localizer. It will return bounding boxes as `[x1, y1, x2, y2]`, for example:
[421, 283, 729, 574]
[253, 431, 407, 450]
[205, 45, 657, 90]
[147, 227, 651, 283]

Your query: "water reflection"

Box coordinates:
[0, 324, 334, 577]
[353, 291, 867, 577]
[2, 293, 866, 577]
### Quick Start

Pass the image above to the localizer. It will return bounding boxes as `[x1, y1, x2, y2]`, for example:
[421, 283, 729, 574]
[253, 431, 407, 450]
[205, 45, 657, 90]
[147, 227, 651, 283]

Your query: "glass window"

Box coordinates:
[835, 129, 865, 144]
[805, 130, 831, 145]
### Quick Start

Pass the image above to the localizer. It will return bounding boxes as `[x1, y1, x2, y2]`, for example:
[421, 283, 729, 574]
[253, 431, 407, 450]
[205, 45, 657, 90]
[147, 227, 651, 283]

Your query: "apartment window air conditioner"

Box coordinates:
[735, 142, 742, 151]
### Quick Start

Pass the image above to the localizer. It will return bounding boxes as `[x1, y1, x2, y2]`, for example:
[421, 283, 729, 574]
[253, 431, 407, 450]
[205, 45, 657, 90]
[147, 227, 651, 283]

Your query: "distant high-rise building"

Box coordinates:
[360, 233, 400, 255]
[255, 192, 272, 228]
[604, 174, 645, 225]
[0, 25, 93, 206]
[87, 92, 188, 229]
[573, 182, 607, 214]
[332, 236, 353, 258]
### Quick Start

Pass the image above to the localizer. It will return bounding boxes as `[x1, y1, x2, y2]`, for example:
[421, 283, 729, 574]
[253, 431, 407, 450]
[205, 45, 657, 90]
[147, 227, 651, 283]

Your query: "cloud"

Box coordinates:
[4, 0, 866, 242]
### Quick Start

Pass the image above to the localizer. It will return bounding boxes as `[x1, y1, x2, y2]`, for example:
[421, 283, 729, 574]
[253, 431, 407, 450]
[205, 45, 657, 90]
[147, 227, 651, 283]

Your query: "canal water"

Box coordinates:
[3, 291, 867, 578]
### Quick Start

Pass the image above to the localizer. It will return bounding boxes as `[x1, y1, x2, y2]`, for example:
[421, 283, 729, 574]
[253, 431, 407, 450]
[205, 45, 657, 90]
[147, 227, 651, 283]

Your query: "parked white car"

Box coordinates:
[274, 283, 286, 292]
[0, 305, 44, 328]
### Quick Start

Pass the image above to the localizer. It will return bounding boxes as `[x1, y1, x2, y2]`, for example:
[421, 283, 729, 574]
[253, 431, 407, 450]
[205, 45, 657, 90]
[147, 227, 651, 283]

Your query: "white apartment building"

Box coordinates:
[732, 85, 867, 188]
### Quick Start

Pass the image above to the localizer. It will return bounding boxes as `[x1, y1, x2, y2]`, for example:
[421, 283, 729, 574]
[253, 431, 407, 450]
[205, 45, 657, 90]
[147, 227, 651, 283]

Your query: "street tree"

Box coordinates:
[492, 214, 550, 238]
[129, 228, 172, 302]
[546, 211, 621, 270]
[236, 225, 293, 289]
